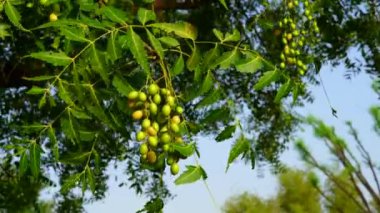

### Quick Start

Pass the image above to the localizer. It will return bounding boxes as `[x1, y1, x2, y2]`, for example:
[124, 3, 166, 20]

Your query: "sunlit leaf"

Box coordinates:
[137, 8, 156, 25]
[254, 70, 280, 90]
[210, 48, 240, 69]
[235, 54, 263, 73]
[226, 135, 250, 171]
[202, 44, 220, 70]
[223, 29, 240, 42]
[172, 143, 195, 157]
[0, 24, 11, 39]
[215, 125, 236, 142]
[150, 22, 197, 40]
[38, 94, 47, 109]
[23, 75, 56, 81]
[212, 29, 224, 41]
[26, 86, 46, 95]
[29, 51, 72, 66]
[107, 30, 121, 62]
[4, 1, 29, 31]
[200, 71, 213, 94]
[158, 36, 180, 47]
[218, 0, 228, 9]
[175, 165, 207, 185]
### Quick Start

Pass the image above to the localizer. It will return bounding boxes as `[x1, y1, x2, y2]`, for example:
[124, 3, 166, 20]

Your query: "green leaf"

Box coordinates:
[61, 117, 78, 142]
[158, 36, 180, 47]
[226, 135, 250, 171]
[61, 173, 82, 194]
[70, 109, 92, 120]
[249, 148, 256, 169]
[292, 82, 300, 104]
[60, 27, 89, 43]
[253, 70, 280, 90]
[171, 55, 184, 76]
[218, 0, 228, 9]
[29, 51, 72, 66]
[23, 75, 56, 81]
[103, 6, 128, 25]
[26, 86, 46, 95]
[146, 29, 164, 59]
[19, 150, 29, 176]
[235, 54, 263, 73]
[186, 45, 201, 71]
[59, 151, 91, 164]
[112, 75, 134, 97]
[48, 126, 59, 160]
[212, 29, 224, 41]
[200, 71, 213, 94]
[223, 29, 240, 42]
[137, 8, 156, 25]
[202, 107, 230, 124]
[0, 24, 11, 39]
[4, 1, 29, 31]
[274, 79, 292, 103]
[138, 198, 164, 213]
[107, 30, 122, 62]
[86, 167, 96, 193]
[215, 125, 236, 142]
[90, 46, 109, 84]
[58, 80, 74, 105]
[196, 89, 222, 109]
[29, 142, 41, 177]
[150, 22, 197, 40]
[210, 48, 240, 69]
[121, 28, 150, 74]
[38, 94, 47, 109]
[175, 165, 206, 185]
[202, 44, 220, 71]
[172, 143, 195, 157]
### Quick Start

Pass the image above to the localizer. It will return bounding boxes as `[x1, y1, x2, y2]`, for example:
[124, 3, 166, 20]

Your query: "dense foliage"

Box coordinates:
[0, 0, 379, 211]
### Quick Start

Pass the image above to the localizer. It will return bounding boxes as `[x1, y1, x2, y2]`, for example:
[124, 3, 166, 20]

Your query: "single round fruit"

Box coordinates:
[287, 2, 293, 9]
[132, 110, 144, 120]
[286, 33, 292, 41]
[140, 143, 149, 155]
[147, 126, 157, 136]
[162, 105, 171, 116]
[171, 123, 180, 133]
[128, 91, 139, 100]
[160, 88, 168, 95]
[167, 155, 175, 165]
[153, 94, 161, 104]
[175, 137, 184, 144]
[160, 133, 171, 144]
[163, 144, 170, 152]
[166, 96, 175, 107]
[148, 136, 158, 147]
[148, 84, 159, 95]
[152, 122, 160, 131]
[138, 92, 147, 102]
[147, 151, 157, 164]
[170, 163, 179, 175]
[142, 119, 151, 129]
[27, 2, 34, 8]
[149, 102, 158, 115]
[171, 115, 181, 124]
[280, 62, 286, 69]
[49, 13, 58, 22]
[176, 106, 184, 114]
[40, 0, 48, 5]
[136, 131, 146, 141]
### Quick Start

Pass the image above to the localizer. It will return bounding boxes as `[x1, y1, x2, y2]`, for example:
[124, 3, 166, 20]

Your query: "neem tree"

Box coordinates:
[0, 0, 378, 211]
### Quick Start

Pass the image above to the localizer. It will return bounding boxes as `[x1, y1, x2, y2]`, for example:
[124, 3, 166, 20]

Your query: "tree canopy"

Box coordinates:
[0, 0, 379, 212]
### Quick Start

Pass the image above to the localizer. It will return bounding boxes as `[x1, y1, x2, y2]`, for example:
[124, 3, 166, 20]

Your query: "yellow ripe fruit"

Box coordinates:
[132, 110, 144, 120]
[171, 115, 181, 124]
[147, 151, 157, 164]
[171, 123, 180, 133]
[147, 126, 157, 136]
[166, 96, 176, 107]
[170, 163, 180, 175]
[49, 13, 58, 22]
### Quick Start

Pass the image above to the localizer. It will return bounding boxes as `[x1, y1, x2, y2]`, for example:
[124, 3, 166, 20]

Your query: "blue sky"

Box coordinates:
[85, 62, 379, 213]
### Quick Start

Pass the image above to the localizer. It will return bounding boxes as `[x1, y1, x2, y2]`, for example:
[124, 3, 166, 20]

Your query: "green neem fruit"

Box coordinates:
[280, 53, 285, 61]
[286, 33, 292, 41]
[136, 131, 146, 141]
[148, 84, 160, 95]
[280, 62, 286, 69]
[142, 119, 151, 129]
[153, 94, 161, 104]
[128, 91, 139, 100]
[138, 92, 147, 102]
[166, 96, 175, 107]
[160, 133, 171, 144]
[152, 122, 160, 131]
[141, 154, 147, 160]
[175, 137, 184, 144]
[132, 110, 144, 120]
[176, 106, 184, 114]
[157, 113, 167, 124]
[171, 115, 181, 124]
[170, 163, 179, 175]
[171, 123, 180, 133]
[147, 151, 157, 164]
[147, 126, 157, 136]
[148, 136, 158, 147]
[163, 144, 170, 152]
[162, 105, 171, 116]
[167, 155, 174, 165]
[149, 102, 158, 115]
[140, 143, 148, 155]
[290, 23, 296, 30]
[160, 88, 168, 95]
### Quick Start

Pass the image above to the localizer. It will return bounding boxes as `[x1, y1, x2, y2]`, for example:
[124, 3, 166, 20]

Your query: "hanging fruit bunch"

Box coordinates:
[127, 83, 188, 175]
[278, 0, 320, 75]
